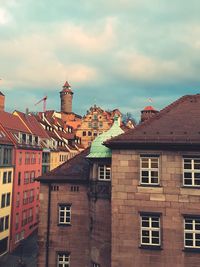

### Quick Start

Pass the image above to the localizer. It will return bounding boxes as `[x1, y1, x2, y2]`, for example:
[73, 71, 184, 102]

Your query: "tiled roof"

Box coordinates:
[105, 95, 200, 147]
[143, 106, 156, 111]
[0, 111, 30, 133]
[15, 111, 50, 139]
[37, 148, 90, 182]
[0, 125, 13, 145]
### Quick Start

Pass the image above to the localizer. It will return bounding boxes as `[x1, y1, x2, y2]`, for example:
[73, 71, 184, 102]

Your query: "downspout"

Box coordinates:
[46, 183, 51, 267]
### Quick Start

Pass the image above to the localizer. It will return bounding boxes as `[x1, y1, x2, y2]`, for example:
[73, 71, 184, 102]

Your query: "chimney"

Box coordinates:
[0, 92, 5, 111]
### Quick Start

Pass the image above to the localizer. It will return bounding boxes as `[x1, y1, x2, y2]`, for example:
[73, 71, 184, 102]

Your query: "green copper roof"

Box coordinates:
[87, 116, 124, 158]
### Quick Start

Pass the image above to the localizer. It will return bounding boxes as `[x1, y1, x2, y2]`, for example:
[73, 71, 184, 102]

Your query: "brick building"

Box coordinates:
[37, 117, 124, 267]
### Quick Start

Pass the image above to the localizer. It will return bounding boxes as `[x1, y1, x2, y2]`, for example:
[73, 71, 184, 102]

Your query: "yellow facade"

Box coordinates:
[50, 151, 70, 171]
[50, 151, 60, 171]
[0, 167, 13, 256]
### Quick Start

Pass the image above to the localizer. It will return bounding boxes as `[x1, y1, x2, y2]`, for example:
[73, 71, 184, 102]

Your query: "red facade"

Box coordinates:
[10, 148, 42, 251]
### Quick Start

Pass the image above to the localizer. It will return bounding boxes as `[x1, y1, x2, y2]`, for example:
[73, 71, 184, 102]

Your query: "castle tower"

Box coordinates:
[60, 81, 73, 113]
[0, 91, 5, 111]
[141, 105, 159, 122]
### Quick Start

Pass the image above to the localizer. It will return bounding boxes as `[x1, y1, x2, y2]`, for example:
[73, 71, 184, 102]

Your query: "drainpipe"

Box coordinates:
[45, 183, 51, 267]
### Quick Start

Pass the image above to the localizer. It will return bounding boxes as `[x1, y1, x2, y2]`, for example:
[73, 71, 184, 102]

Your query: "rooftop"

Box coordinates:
[37, 148, 90, 183]
[105, 94, 200, 148]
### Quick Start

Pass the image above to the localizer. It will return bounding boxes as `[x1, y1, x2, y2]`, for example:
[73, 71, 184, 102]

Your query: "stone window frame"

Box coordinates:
[140, 212, 161, 249]
[183, 157, 200, 187]
[140, 155, 159, 186]
[56, 251, 70, 267]
[58, 204, 72, 226]
[98, 165, 111, 181]
[183, 215, 200, 250]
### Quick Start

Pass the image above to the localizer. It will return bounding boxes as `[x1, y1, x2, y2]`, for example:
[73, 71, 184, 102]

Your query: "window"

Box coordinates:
[58, 204, 71, 225]
[92, 262, 100, 267]
[19, 152, 22, 165]
[183, 158, 200, 186]
[18, 172, 21, 186]
[0, 216, 9, 232]
[30, 171, 35, 183]
[1, 193, 10, 208]
[82, 131, 86, 136]
[98, 165, 111, 181]
[8, 172, 11, 183]
[2, 172, 11, 184]
[16, 192, 20, 207]
[140, 214, 161, 247]
[184, 216, 200, 249]
[140, 156, 159, 185]
[24, 172, 29, 184]
[23, 191, 28, 205]
[3, 148, 12, 165]
[57, 252, 70, 267]
[16, 213, 19, 230]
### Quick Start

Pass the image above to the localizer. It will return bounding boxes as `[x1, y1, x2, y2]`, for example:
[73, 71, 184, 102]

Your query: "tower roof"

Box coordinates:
[143, 105, 156, 111]
[87, 116, 124, 158]
[63, 81, 71, 88]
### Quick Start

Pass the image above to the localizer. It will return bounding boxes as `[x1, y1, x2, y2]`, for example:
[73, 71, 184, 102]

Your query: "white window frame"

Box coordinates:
[183, 158, 200, 187]
[57, 252, 70, 267]
[184, 217, 200, 249]
[98, 165, 111, 181]
[140, 214, 161, 247]
[140, 157, 159, 185]
[58, 204, 71, 225]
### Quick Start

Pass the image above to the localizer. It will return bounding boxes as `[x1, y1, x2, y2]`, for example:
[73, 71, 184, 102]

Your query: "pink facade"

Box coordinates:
[10, 148, 42, 251]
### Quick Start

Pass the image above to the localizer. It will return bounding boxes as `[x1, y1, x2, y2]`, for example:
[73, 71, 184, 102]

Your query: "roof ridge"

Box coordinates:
[104, 94, 195, 144]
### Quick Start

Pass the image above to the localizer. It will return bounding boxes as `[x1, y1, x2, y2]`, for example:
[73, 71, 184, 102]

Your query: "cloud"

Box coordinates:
[0, 8, 12, 25]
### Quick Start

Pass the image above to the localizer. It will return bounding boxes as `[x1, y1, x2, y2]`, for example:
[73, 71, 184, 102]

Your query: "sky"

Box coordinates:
[0, 0, 200, 121]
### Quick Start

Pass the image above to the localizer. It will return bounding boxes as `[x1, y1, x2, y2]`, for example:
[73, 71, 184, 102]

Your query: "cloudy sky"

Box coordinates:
[0, 0, 200, 121]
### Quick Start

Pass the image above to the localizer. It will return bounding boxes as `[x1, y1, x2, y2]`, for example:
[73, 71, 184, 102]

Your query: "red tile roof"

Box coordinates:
[15, 111, 50, 139]
[0, 111, 30, 133]
[105, 94, 200, 147]
[143, 106, 156, 111]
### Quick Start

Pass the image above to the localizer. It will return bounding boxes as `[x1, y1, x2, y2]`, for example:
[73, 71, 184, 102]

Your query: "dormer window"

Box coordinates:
[29, 135, 32, 144]
[22, 133, 26, 144]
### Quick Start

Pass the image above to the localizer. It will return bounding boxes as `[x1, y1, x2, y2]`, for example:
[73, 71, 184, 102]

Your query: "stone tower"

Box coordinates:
[60, 81, 73, 113]
[141, 105, 159, 122]
[0, 91, 5, 111]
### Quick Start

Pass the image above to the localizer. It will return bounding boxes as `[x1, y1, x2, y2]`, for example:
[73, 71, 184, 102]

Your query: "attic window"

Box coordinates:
[70, 186, 79, 192]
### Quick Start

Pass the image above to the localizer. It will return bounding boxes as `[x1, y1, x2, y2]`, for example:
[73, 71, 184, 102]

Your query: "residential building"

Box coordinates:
[0, 125, 14, 256]
[36, 117, 124, 267]
[0, 111, 42, 252]
[105, 94, 200, 267]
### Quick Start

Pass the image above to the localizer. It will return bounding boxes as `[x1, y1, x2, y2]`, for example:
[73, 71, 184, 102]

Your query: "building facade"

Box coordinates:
[105, 94, 200, 267]
[0, 126, 14, 256]
[37, 118, 124, 267]
[76, 105, 122, 148]
[0, 111, 42, 252]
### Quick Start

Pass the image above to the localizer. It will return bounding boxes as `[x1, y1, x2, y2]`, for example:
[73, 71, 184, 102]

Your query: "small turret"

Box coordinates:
[60, 81, 73, 113]
[141, 106, 159, 123]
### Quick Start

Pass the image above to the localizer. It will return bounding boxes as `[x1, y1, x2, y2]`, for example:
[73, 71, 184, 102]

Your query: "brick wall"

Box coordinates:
[37, 183, 90, 267]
